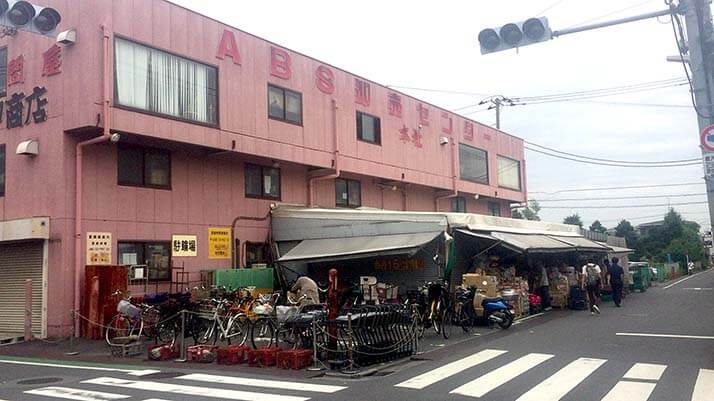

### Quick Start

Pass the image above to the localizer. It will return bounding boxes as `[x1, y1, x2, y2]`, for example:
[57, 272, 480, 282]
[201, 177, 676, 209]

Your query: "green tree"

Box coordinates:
[512, 200, 541, 221]
[614, 219, 638, 249]
[563, 214, 583, 227]
[634, 208, 705, 267]
[589, 220, 607, 233]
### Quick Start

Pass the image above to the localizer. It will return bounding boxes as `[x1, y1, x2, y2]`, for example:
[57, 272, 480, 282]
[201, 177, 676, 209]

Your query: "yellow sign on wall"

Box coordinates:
[208, 227, 231, 259]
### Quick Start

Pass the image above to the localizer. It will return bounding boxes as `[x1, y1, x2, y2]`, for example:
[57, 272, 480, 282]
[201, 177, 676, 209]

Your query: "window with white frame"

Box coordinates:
[497, 156, 521, 191]
[114, 37, 218, 126]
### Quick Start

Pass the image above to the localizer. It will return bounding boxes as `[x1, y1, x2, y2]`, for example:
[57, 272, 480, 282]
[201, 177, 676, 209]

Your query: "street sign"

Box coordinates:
[700, 125, 714, 151]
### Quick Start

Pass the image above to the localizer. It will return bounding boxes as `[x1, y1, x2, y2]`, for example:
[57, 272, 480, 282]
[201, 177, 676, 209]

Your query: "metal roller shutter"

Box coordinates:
[0, 241, 44, 335]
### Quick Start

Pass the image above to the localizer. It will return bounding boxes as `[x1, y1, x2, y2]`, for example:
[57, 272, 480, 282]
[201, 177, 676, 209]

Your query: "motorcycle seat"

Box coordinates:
[481, 297, 504, 304]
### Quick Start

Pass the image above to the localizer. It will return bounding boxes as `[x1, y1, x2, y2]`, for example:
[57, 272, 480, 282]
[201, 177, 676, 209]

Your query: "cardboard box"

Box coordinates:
[551, 293, 568, 308]
[463, 274, 499, 297]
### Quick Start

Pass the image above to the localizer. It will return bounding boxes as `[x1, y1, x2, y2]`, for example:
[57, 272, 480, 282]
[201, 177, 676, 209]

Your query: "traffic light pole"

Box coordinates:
[680, 0, 714, 241]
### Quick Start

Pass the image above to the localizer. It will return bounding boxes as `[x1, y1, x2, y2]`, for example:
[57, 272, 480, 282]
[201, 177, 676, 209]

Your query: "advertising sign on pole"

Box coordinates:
[86, 232, 112, 265]
[172, 235, 197, 257]
[208, 227, 232, 259]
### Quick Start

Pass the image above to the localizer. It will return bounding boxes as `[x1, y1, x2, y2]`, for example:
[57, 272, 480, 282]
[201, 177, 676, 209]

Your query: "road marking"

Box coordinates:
[692, 369, 714, 401]
[0, 358, 159, 376]
[25, 387, 129, 401]
[515, 357, 607, 401]
[513, 312, 544, 325]
[616, 333, 714, 340]
[682, 288, 713, 291]
[600, 381, 657, 401]
[623, 363, 667, 381]
[663, 269, 712, 289]
[450, 353, 554, 398]
[395, 349, 507, 390]
[82, 377, 309, 401]
[178, 373, 346, 393]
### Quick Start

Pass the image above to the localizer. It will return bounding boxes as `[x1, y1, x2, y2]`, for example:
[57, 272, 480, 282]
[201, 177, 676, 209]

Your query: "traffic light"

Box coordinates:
[478, 17, 552, 54]
[0, 0, 61, 38]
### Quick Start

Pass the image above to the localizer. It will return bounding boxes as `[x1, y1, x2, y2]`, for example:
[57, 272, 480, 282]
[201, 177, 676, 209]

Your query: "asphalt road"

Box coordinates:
[1, 270, 713, 401]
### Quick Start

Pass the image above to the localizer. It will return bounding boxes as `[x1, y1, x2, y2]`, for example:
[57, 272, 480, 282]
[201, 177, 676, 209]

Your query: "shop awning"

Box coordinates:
[489, 232, 575, 253]
[454, 229, 497, 241]
[277, 231, 443, 263]
[549, 235, 610, 252]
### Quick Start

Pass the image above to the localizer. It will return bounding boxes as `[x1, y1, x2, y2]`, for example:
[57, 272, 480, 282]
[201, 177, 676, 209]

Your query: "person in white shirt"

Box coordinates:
[580, 259, 602, 315]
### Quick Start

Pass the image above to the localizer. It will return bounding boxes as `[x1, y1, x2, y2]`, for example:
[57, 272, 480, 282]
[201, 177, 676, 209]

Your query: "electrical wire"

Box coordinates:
[539, 200, 708, 209]
[563, 0, 659, 29]
[525, 145, 701, 167]
[513, 77, 686, 102]
[535, 0, 566, 16]
[525, 141, 700, 164]
[600, 210, 711, 223]
[512, 81, 688, 105]
[534, 192, 706, 202]
[531, 182, 704, 195]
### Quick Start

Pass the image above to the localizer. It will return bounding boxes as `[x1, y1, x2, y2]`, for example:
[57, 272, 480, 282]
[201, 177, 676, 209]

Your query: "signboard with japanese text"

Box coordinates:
[208, 227, 232, 259]
[374, 257, 425, 271]
[86, 232, 112, 265]
[172, 235, 197, 257]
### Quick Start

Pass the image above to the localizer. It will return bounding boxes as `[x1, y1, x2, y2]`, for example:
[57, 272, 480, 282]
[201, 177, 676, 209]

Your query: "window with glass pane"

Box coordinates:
[118, 145, 170, 189]
[336, 178, 361, 207]
[118, 241, 171, 281]
[451, 197, 466, 213]
[267, 84, 302, 124]
[246, 242, 271, 267]
[488, 201, 501, 217]
[245, 163, 281, 199]
[356, 111, 380, 144]
[0, 48, 7, 98]
[459, 144, 488, 184]
[0, 144, 5, 196]
[114, 37, 218, 125]
[497, 156, 521, 190]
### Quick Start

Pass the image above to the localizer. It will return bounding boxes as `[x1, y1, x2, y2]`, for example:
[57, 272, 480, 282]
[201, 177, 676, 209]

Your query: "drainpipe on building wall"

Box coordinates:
[73, 25, 113, 335]
[307, 99, 340, 207]
[434, 137, 458, 211]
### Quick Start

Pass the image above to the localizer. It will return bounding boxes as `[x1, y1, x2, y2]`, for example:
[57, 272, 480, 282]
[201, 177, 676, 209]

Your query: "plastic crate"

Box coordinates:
[248, 346, 280, 367]
[277, 349, 313, 370]
[187, 345, 218, 363]
[110, 341, 142, 357]
[148, 344, 179, 361]
[217, 345, 250, 365]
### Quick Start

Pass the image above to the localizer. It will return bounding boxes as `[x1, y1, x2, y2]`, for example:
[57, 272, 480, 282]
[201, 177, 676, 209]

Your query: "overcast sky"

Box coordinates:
[169, 0, 709, 231]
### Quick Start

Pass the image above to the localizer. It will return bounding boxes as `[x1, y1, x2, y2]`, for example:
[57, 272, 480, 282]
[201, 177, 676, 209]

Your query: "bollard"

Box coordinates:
[346, 312, 354, 371]
[65, 310, 79, 356]
[307, 316, 324, 371]
[175, 310, 187, 362]
[24, 279, 32, 341]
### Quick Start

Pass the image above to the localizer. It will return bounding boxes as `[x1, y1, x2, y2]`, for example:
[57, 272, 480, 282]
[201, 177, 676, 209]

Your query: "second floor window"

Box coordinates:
[268, 84, 302, 124]
[336, 178, 361, 207]
[459, 144, 488, 184]
[118, 145, 171, 189]
[497, 156, 522, 191]
[356, 111, 381, 144]
[451, 197, 466, 213]
[114, 37, 218, 126]
[245, 164, 280, 199]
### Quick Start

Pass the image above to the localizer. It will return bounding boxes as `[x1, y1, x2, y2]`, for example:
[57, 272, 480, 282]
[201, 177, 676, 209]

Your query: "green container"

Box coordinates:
[213, 268, 274, 290]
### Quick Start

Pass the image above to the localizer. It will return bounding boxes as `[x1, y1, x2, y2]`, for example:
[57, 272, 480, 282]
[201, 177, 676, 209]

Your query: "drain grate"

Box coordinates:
[18, 377, 63, 385]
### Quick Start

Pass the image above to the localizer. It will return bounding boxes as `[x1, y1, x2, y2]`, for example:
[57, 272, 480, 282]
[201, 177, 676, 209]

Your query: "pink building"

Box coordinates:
[0, 0, 526, 338]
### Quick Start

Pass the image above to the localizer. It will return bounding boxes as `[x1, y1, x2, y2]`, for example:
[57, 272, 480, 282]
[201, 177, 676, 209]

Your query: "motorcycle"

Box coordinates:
[476, 291, 515, 330]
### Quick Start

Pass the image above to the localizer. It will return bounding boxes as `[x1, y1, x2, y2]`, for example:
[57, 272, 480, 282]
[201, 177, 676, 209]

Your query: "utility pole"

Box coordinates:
[495, 98, 501, 129]
[680, 0, 714, 235]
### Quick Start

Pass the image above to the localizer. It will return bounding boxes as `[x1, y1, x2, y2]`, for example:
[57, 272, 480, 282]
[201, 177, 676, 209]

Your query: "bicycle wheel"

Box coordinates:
[458, 303, 472, 333]
[432, 301, 442, 334]
[251, 317, 276, 349]
[227, 315, 250, 346]
[105, 315, 141, 345]
[142, 308, 159, 339]
[191, 316, 212, 345]
[441, 307, 453, 340]
[156, 318, 177, 344]
[411, 308, 426, 339]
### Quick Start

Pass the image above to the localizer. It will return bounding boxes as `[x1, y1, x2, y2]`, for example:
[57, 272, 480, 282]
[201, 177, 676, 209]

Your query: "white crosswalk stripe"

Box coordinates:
[515, 357, 607, 401]
[24, 387, 129, 401]
[177, 373, 346, 393]
[623, 363, 667, 381]
[601, 381, 657, 401]
[395, 348, 507, 389]
[691, 369, 714, 401]
[450, 353, 554, 398]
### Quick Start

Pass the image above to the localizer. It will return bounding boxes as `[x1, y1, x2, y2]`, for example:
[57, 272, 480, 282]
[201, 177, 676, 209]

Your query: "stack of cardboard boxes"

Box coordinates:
[463, 274, 498, 317]
[549, 274, 570, 308]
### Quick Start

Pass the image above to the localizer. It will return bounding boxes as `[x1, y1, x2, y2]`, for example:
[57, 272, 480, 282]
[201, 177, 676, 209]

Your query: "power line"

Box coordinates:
[530, 182, 704, 195]
[539, 200, 709, 209]
[563, 0, 658, 29]
[512, 81, 688, 105]
[514, 77, 686, 102]
[535, 0, 566, 16]
[525, 146, 701, 167]
[600, 210, 711, 224]
[534, 192, 706, 202]
[525, 141, 700, 164]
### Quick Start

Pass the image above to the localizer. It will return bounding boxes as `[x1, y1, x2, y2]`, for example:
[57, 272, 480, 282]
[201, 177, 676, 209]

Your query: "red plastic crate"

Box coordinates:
[247, 346, 280, 367]
[186, 345, 218, 363]
[147, 344, 179, 361]
[216, 345, 249, 365]
[277, 348, 313, 370]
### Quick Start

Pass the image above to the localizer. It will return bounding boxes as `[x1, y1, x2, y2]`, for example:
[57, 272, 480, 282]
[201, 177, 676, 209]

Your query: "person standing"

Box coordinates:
[581, 259, 602, 315]
[538, 263, 551, 311]
[607, 257, 625, 307]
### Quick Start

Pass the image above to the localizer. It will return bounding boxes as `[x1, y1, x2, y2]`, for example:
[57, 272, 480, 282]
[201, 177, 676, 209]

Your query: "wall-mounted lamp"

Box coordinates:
[474, 194, 480, 200]
[109, 132, 121, 143]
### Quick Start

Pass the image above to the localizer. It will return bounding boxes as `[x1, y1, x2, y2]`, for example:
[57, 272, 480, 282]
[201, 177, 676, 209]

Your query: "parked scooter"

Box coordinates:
[474, 289, 515, 329]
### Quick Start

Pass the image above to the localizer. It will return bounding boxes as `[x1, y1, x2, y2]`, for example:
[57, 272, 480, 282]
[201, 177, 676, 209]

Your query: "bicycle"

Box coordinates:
[453, 286, 476, 333]
[105, 290, 145, 346]
[193, 298, 250, 346]
[250, 293, 318, 349]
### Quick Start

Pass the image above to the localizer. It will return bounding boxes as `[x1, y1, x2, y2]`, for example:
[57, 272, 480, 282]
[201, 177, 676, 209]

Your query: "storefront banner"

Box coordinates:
[86, 232, 112, 265]
[208, 227, 231, 259]
[172, 235, 197, 257]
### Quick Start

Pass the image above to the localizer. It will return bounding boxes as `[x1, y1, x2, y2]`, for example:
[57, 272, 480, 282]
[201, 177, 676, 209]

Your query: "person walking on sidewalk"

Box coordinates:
[581, 259, 602, 315]
[607, 257, 625, 307]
